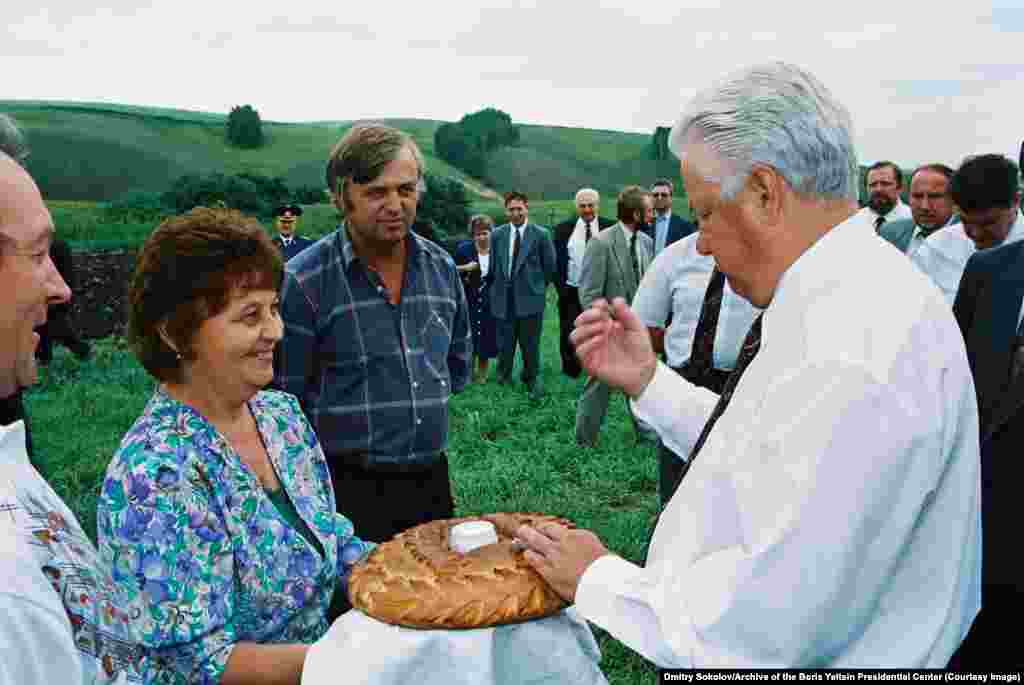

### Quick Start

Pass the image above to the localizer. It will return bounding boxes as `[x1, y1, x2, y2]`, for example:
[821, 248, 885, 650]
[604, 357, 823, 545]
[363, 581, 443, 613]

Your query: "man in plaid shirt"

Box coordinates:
[274, 124, 471, 543]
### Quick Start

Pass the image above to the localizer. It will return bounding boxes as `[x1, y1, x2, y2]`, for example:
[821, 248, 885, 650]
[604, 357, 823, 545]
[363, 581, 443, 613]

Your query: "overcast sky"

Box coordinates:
[3, 1, 1022, 169]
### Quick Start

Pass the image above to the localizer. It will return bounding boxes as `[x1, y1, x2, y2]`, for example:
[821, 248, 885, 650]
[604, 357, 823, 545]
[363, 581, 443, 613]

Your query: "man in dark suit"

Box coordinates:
[271, 202, 315, 262]
[487, 191, 557, 401]
[552, 188, 615, 378]
[879, 164, 957, 256]
[650, 178, 696, 257]
[949, 179, 1024, 670]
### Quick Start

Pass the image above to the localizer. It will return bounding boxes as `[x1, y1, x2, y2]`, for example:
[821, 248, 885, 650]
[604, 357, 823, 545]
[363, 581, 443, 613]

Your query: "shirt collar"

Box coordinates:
[620, 222, 637, 237]
[337, 221, 421, 271]
[913, 213, 958, 240]
[764, 211, 867, 346]
[656, 210, 671, 222]
[870, 199, 906, 220]
[279, 234, 294, 246]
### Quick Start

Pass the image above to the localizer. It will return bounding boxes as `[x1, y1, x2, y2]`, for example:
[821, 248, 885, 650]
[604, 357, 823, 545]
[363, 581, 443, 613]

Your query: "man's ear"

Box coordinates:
[746, 165, 784, 226]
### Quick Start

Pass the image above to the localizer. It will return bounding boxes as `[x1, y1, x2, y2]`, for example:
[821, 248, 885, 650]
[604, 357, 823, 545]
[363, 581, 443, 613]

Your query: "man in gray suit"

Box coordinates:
[488, 191, 557, 401]
[879, 164, 957, 256]
[575, 186, 655, 446]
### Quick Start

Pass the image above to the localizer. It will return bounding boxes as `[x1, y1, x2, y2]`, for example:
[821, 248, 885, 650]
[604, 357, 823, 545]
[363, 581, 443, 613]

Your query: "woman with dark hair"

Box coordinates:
[454, 214, 498, 382]
[97, 207, 372, 685]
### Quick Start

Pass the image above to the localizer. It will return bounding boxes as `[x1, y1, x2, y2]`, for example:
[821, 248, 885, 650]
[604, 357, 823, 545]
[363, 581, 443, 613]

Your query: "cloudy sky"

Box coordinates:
[2, 1, 1022, 168]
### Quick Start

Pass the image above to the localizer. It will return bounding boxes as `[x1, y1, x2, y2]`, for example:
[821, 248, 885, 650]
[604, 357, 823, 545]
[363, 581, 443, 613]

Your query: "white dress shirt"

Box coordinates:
[902, 215, 958, 258]
[633, 233, 761, 369]
[478, 252, 490, 279]
[574, 212, 981, 667]
[508, 222, 526, 276]
[567, 218, 597, 288]
[856, 200, 912, 227]
[654, 212, 672, 256]
[911, 212, 1024, 305]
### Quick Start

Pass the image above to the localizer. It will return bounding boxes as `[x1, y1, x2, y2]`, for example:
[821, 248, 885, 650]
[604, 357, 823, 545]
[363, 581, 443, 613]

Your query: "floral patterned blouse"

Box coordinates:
[97, 388, 373, 685]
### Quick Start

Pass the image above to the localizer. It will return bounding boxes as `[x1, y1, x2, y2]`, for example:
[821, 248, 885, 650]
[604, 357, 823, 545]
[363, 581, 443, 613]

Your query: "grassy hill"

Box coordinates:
[1, 101, 680, 204]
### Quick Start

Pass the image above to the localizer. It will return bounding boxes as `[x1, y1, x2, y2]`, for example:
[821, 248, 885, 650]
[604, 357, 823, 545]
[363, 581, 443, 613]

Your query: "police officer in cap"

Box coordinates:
[272, 202, 314, 261]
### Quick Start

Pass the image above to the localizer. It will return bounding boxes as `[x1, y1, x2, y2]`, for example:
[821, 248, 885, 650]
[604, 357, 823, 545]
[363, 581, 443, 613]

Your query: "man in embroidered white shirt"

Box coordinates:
[857, 160, 912, 230]
[516, 61, 980, 668]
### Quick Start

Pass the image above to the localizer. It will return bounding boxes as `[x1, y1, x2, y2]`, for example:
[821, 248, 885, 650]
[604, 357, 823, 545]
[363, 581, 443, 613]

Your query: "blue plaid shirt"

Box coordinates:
[273, 224, 471, 470]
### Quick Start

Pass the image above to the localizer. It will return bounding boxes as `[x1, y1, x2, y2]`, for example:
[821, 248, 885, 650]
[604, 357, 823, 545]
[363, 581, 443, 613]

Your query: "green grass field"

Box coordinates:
[24, 289, 659, 684]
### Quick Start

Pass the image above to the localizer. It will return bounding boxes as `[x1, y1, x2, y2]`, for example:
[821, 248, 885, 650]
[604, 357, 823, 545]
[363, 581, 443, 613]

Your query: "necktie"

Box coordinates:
[685, 313, 763, 464]
[874, 215, 886, 232]
[585, 221, 593, 244]
[510, 226, 521, 275]
[630, 230, 640, 282]
[643, 312, 764, 562]
[679, 268, 730, 394]
[1011, 317, 1024, 382]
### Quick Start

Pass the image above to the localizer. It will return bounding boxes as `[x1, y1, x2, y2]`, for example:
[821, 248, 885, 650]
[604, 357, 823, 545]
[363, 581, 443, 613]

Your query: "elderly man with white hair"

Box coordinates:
[516, 62, 980, 668]
[553, 188, 614, 378]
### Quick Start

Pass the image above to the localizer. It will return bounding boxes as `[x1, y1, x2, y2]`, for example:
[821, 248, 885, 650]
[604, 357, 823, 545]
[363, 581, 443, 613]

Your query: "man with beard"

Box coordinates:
[553, 188, 614, 378]
[912, 155, 1023, 304]
[857, 160, 911, 231]
[879, 164, 958, 256]
[271, 202, 314, 262]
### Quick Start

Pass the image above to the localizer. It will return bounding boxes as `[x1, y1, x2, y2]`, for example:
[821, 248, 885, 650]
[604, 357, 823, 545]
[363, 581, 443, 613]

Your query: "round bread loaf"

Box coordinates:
[348, 513, 573, 629]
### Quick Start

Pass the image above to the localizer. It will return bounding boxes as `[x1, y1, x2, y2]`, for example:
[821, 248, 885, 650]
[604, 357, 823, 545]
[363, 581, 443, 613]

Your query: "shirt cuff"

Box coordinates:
[630, 363, 716, 460]
[575, 554, 643, 628]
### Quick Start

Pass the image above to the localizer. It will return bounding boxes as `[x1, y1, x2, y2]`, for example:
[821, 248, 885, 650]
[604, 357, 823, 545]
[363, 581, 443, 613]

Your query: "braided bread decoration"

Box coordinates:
[348, 513, 574, 629]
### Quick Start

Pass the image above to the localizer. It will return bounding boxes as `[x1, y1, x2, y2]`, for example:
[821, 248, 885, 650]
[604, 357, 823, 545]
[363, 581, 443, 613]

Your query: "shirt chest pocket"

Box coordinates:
[418, 301, 455, 381]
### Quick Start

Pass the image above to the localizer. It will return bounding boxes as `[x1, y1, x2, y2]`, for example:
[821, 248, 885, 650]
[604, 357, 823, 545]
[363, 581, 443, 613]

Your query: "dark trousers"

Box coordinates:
[496, 313, 544, 387]
[326, 455, 455, 544]
[557, 287, 583, 378]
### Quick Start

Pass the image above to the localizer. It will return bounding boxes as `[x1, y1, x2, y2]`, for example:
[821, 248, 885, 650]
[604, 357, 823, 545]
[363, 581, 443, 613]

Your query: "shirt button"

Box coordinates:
[441, 380, 447, 386]
[413, 382, 419, 389]
[416, 418, 423, 425]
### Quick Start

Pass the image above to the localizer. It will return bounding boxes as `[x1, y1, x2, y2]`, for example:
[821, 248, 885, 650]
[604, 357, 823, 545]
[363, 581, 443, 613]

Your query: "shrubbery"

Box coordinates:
[434, 108, 519, 181]
[226, 105, 264, 149]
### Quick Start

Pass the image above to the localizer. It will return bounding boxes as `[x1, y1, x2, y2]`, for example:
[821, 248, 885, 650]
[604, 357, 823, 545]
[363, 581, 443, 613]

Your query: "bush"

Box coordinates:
[434, 108, 519, 181]
[162, 173, 269, 217]
[418, 173, 470, 238]
[292, 184, 327, 205]
[226, 105, 264, 149]
[101, 190, 171, 223]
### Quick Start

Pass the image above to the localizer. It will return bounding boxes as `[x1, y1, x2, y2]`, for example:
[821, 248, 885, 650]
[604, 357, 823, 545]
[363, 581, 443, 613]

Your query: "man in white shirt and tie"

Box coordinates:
[553, 189, 614, 378]
[857, 160, 912, 231]
[912, 154, 1023, 304]
[516, 61, 980, 668]
[878, 164, 958, 257]
[632, 233, 760, 503]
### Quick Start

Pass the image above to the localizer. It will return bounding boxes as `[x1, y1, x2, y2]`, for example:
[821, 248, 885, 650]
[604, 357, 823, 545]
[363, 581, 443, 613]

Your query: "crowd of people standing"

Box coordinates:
[0, 55, 1022, 685]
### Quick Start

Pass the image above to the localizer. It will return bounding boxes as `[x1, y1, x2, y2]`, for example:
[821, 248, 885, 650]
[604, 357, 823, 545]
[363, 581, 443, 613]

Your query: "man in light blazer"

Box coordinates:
[575, 186, 655, 446]
[487, 191, 557, 401]
[879, 164, 957, 256]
